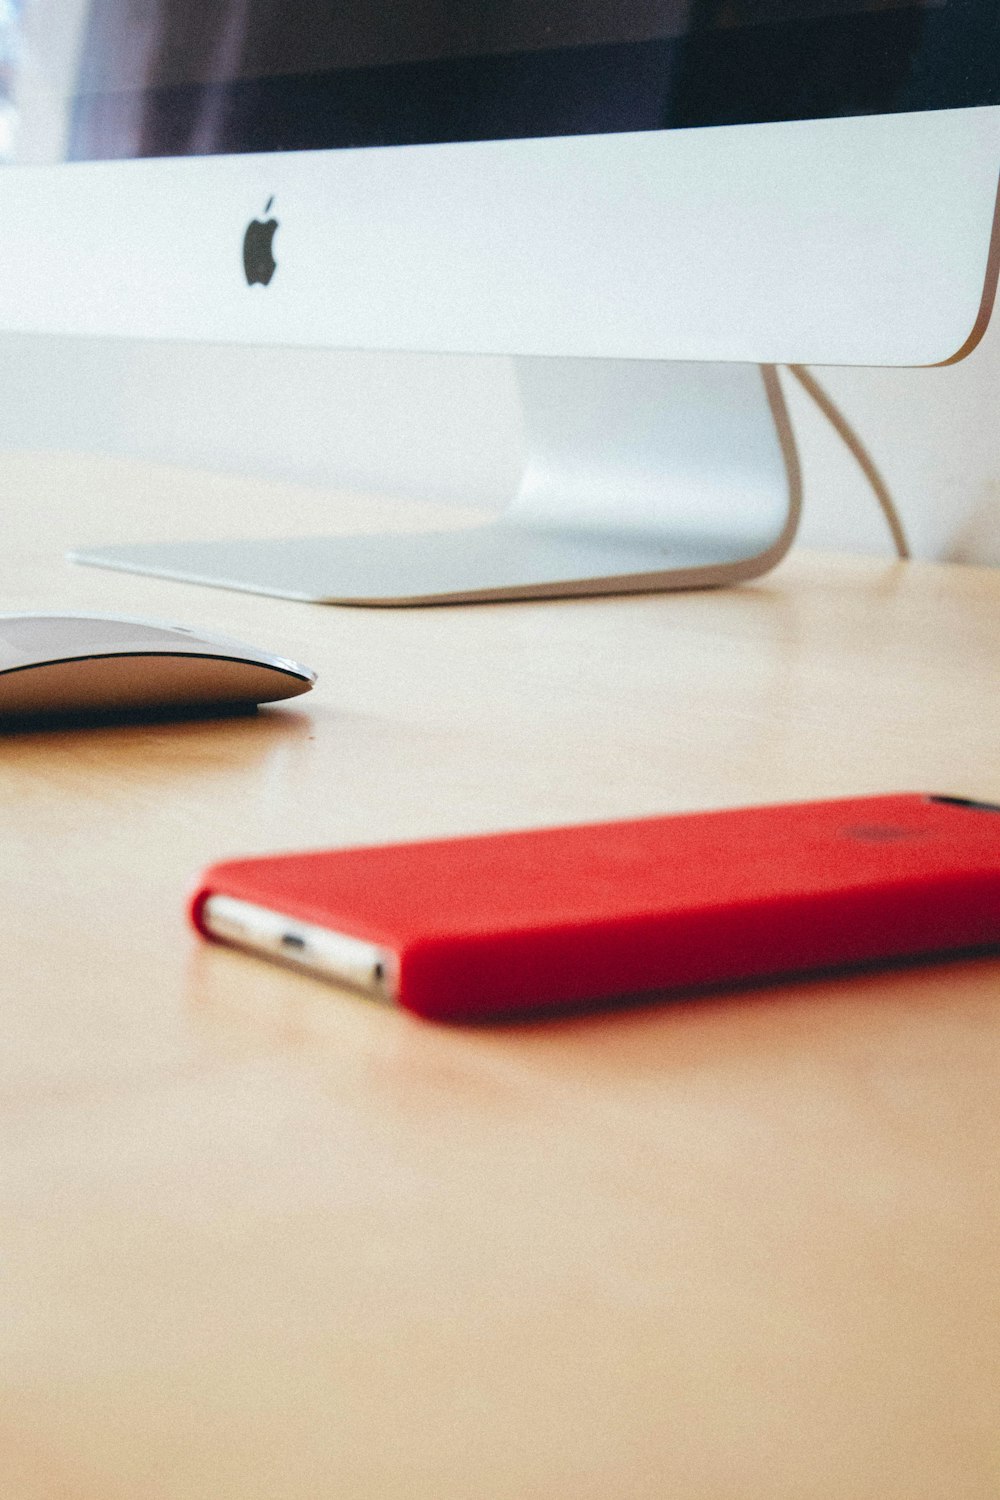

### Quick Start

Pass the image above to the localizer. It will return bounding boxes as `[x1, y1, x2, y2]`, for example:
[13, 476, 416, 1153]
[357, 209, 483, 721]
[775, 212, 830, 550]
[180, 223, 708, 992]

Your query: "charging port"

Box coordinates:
[281, 932, 307, 951]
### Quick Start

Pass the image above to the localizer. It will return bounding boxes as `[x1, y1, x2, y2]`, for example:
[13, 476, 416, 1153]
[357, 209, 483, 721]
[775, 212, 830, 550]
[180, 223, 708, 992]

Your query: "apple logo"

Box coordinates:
[243, 197, 278, 286]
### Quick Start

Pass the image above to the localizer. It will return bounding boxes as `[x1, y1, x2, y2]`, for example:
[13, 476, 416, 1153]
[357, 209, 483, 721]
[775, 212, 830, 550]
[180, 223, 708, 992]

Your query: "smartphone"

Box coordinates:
[190, 793, 1000, 1023]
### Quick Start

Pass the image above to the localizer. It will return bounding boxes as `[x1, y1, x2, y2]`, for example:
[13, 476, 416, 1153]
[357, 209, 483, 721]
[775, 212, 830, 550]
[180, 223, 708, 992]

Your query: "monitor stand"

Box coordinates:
[71, 359, 801, 606]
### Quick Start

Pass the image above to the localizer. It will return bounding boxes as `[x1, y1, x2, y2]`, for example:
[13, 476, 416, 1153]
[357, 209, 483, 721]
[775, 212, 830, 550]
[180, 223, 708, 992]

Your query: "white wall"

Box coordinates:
[1, 311, 998, 564]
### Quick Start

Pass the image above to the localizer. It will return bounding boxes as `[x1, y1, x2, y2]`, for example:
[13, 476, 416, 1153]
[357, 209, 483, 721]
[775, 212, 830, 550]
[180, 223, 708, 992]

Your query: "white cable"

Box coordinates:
[786, 364, 910, 560]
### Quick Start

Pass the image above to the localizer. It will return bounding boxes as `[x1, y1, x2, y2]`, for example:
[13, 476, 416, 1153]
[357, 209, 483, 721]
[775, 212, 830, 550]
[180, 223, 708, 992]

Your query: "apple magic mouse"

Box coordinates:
[0, 614, 316, 722]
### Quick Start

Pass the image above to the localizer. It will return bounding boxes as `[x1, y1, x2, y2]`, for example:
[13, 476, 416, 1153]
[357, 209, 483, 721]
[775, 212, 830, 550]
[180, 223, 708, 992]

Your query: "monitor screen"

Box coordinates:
[1, 3, 997, 364]
[5, 1, 997, 164]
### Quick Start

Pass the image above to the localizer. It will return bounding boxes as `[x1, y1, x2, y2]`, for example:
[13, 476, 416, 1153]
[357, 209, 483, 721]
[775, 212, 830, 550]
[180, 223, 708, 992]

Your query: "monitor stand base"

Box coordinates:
[71, 359, 801, 606]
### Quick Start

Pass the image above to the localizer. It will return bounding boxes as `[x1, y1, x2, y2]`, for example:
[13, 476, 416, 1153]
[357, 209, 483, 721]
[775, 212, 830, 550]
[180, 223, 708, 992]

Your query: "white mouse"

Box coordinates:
[0, 614, 316, 722]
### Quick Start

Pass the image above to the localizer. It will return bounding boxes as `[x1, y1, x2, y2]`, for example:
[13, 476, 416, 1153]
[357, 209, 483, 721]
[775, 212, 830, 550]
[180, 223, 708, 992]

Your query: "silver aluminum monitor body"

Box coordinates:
[3, 4, 999, 603]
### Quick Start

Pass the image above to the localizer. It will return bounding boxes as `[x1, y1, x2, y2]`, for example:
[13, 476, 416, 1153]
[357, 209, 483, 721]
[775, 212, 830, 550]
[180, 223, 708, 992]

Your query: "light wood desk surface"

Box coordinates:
[2, 452, 999, 1499]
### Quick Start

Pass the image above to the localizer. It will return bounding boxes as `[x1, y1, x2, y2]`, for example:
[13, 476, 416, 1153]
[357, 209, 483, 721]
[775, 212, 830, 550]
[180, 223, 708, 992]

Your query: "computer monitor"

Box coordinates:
[3, 2, 998, 603]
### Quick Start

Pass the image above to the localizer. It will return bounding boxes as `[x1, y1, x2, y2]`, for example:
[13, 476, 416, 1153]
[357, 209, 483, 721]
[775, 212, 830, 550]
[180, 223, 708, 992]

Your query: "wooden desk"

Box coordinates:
[2, 452, 999, 1499]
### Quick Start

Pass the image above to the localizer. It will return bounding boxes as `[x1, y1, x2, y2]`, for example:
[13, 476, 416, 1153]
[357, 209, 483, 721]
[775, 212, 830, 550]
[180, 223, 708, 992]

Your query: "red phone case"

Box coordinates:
[190, 794, 1000, 1022]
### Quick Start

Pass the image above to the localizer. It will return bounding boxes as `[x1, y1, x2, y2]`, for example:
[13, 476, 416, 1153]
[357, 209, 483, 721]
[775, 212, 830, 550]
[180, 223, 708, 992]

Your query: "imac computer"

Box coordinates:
[2, 2, 998, 604]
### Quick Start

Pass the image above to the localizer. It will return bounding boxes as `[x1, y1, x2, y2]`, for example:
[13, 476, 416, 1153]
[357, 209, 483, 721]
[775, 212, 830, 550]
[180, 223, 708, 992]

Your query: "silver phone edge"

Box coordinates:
[201, 893, 398, 1004]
